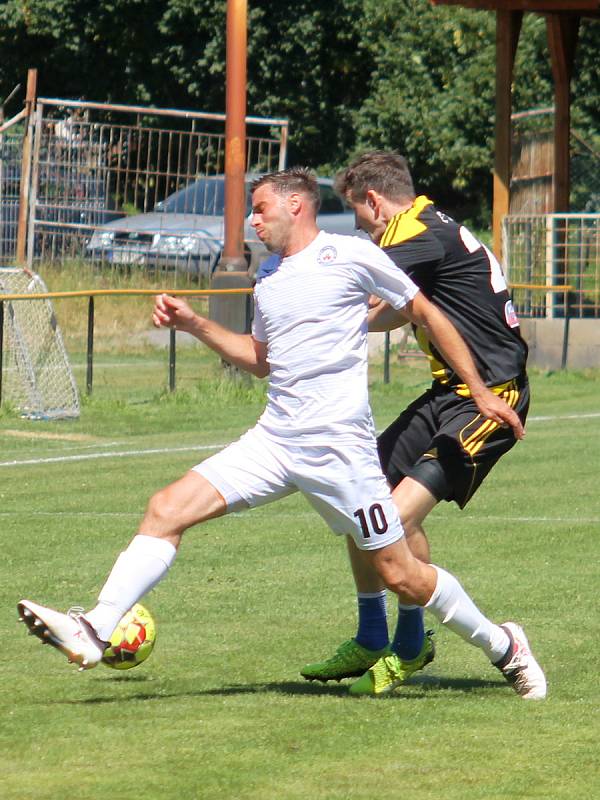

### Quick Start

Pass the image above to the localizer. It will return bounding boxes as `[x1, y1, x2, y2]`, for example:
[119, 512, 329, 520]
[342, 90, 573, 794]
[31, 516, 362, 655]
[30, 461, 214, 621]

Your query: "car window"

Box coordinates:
[156, 178, 253, 216]
[158, 179, 225, 215]
[318, 185, 345, 215]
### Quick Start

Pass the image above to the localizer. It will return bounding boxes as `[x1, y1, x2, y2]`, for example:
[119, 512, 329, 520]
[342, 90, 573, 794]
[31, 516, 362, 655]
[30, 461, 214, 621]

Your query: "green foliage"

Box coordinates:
[0, 1, 598, 220]
[352, 4, 566, 221]
[354, 1, 496, 218]
[246, 0, 368, 165]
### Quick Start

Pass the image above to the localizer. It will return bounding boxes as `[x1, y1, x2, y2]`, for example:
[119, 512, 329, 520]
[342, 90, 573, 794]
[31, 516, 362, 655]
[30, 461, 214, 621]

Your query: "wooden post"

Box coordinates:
[221, 0, 248, 268]
[278, 122, 289, 170]
[26, 102, 43, 270]
[546, 13, 580, 213]
[546, 14, 579, 319]
[16, 69, 37, 265]
[492, 10, 522, 261]
[210, 0, 253, 337]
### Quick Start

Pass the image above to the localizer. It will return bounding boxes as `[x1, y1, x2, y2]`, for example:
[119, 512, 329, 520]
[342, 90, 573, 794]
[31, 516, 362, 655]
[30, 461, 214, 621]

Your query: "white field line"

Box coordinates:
[0, 443, 225, 467]
[0, 509, 598, 524]
[528, 411, 600, 422]
[0, 409, 598, 469]
[70, 361, 167, 370]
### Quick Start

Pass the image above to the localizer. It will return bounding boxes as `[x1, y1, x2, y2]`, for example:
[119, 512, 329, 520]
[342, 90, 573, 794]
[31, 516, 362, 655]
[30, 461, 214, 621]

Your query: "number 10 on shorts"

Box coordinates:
[353, 503, 389, 538]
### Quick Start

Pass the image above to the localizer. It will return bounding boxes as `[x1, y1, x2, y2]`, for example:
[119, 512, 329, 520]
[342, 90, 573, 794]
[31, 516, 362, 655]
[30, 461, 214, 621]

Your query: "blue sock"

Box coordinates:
[355, 591, 389, 652]
[392, 604, 425, 660]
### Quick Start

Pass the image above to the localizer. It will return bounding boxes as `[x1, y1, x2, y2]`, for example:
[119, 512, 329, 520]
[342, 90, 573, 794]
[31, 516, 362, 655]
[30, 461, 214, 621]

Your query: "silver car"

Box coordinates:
[85, 175, 359, 277]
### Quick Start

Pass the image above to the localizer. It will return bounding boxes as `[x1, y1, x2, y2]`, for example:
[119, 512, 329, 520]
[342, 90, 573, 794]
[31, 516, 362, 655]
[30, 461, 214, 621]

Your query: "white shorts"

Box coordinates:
[193, 425, 404, 551]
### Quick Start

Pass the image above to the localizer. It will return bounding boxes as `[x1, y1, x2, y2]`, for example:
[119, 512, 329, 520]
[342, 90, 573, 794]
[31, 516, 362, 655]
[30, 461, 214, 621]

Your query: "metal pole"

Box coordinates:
[86, 296, 94, 394]
[383, 331, 390, 384]
[0, 301, 4, 407]
[561, 291, 570, 369]
[169, 327, 176, 392]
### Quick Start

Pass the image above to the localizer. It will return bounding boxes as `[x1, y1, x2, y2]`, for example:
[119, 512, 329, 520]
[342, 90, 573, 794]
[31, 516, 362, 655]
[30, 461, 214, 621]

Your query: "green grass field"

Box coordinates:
[1, 360, 599, 800]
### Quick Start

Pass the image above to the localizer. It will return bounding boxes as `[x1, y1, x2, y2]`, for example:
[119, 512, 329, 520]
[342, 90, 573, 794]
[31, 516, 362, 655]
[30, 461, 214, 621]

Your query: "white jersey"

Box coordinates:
[252, 230, 418, 444]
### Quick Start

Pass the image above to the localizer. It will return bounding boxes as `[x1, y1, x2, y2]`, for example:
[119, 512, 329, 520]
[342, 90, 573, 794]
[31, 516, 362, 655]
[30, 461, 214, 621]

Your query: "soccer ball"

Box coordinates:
[101, 603, 156, 670]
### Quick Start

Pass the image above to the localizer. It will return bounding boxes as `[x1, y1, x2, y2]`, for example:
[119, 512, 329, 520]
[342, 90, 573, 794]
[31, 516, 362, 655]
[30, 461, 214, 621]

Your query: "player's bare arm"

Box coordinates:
[153, 293, 269, 378]
[403, 292, 524, 440]
[367, 297, 409, 331]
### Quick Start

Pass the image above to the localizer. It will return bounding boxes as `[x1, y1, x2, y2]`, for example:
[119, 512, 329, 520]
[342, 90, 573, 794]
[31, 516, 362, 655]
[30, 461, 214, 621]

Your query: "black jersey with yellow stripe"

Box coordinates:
[381, 196, 528, 391]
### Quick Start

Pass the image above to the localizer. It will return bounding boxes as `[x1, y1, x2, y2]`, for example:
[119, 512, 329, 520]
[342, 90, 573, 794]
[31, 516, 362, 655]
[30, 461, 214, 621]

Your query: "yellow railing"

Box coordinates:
[0, 282, 578, 407]
[0, 287, 255, 400]
[0, 287, 252, 301]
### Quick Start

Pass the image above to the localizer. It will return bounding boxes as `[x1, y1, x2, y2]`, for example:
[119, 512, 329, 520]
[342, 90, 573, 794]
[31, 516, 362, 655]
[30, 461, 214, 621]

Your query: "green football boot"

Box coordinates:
[301, 639, 390, 683]
[349, 631, 435, 696]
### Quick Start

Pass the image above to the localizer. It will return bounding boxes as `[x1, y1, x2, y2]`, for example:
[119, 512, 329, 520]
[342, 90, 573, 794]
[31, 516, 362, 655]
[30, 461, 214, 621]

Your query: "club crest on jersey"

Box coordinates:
[504, 299, 520, 328]
[317, 245, 337, 264]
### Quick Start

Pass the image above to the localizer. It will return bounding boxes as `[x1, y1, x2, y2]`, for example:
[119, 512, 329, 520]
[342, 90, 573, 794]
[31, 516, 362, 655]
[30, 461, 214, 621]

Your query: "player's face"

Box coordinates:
[251, 184, 294, 254]
[348, 193, 386, 244]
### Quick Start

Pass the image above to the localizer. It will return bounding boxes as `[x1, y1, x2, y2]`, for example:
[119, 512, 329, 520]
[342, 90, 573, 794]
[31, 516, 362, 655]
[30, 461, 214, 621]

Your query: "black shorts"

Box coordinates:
[377, 374, 529, 509]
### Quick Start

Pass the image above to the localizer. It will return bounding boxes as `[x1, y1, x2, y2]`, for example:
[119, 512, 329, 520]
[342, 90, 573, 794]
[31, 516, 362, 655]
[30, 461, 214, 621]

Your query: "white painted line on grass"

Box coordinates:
[71, 361, 167, 370]
[0, 410, 598, 469]
[0, 443, 225, 467]
[528, 411, 600, 422]
[0, 511, 139, 517]
[0, 509, 597, 524]
[454, 514, 600, 524]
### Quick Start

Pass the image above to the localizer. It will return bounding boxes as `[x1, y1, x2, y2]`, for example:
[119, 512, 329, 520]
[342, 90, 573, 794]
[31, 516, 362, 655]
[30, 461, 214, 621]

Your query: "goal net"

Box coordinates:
[0, 268, 80, 419]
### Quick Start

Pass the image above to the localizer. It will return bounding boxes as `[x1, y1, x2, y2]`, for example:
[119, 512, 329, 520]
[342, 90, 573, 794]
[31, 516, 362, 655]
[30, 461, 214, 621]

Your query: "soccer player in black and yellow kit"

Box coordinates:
[301, 151, 532, 696]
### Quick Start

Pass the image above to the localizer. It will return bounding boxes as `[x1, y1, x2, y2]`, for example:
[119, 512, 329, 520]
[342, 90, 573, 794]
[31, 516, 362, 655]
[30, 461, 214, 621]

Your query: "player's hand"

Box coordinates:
[472, 389, 525, 440]
[152, 294, 200, 334]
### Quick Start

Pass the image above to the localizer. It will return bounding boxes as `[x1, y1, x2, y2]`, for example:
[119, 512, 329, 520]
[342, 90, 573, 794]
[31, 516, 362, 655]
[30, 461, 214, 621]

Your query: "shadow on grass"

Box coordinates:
[43, 673, 507, 705]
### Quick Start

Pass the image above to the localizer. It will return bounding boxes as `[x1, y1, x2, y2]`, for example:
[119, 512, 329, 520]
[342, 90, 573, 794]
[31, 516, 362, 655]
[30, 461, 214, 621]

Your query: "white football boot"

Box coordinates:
[17, 599, 106, 671]
[497, 621, 547, 700]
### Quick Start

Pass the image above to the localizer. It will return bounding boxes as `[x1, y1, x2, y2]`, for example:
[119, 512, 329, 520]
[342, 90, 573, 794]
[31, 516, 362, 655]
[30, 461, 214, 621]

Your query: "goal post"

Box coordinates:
[0, 268, 80, 419]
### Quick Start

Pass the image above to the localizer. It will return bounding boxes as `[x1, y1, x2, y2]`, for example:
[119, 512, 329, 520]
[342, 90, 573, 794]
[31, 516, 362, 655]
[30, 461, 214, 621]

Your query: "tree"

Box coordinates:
[352, 1, 598, 221]
[0, 0, 597, 218]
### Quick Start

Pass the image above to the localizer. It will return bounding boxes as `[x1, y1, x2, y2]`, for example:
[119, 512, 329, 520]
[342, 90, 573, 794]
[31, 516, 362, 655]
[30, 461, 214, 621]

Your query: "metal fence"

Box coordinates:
[0, 282, 398, 413]
[1, 94, 288, 282]
[503, 213, 600, 318]
[0, 127, 23, 259]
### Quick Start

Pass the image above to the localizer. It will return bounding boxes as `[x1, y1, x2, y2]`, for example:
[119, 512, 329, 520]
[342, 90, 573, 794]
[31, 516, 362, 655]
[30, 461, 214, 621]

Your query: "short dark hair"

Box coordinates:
[251, 167, 321, 212]
[334, 151, 415, 204]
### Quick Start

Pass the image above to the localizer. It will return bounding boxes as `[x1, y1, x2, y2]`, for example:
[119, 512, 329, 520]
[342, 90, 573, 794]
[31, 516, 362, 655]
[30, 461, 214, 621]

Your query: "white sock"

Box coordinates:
[425, 566, 510, 663]
[85, 535, 177, 641]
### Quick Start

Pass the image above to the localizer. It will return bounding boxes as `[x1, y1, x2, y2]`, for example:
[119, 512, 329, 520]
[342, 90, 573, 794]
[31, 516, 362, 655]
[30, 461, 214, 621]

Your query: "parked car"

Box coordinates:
[85, 175, 361, 277]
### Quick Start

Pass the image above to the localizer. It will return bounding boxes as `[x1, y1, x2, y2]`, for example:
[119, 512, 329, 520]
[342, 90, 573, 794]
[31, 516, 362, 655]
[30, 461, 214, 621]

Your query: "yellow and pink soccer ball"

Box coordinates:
[101, 603, 156, 670]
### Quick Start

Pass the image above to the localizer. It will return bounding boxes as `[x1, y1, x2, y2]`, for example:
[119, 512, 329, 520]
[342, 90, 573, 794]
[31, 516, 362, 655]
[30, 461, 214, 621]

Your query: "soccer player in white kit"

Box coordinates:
[17, 168, 545, 699]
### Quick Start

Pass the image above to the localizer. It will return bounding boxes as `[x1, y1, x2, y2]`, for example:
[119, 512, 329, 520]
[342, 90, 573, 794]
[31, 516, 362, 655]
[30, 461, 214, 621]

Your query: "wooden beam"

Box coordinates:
[222, 0, 248, 266]
[492, 10, 522, 260]
[546, 13, 580, 211]
[431, 1, 599, 13]
[16, 69, 37, 265]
